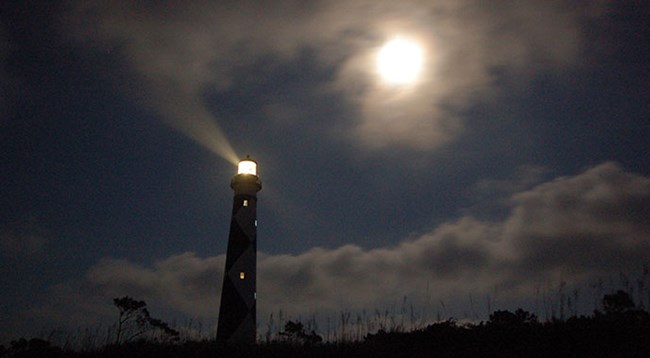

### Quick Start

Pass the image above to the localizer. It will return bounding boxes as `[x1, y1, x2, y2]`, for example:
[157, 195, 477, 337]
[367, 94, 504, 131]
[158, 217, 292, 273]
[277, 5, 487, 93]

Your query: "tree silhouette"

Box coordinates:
[113, 296, 179, 344]
[114, 296, 149, 344]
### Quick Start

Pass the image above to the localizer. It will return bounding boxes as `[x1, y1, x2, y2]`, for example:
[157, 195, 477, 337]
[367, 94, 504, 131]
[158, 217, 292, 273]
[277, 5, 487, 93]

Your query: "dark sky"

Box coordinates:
[2, 0, 649, 342]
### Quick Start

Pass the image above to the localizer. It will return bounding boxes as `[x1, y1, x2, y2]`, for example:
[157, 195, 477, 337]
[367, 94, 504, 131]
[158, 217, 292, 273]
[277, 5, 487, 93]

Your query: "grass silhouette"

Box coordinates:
[3, 289, 650, 357]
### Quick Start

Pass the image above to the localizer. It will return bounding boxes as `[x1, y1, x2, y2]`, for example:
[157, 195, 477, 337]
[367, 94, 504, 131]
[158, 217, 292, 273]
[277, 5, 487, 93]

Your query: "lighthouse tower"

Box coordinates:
[217, 156, 261, 344]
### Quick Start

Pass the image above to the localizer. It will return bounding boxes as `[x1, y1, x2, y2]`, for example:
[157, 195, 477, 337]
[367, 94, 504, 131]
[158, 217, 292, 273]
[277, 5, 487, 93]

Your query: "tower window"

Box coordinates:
[243, 200, 249, 207]
[239, 272, 245, 280]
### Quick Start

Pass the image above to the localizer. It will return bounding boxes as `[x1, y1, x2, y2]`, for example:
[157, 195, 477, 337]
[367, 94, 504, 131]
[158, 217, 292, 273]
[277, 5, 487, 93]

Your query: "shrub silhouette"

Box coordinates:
[278, 320, 323, 345]
[2, 338, 63, 357]
[602, 290, 636, 315]
[488, 309, 538, 327]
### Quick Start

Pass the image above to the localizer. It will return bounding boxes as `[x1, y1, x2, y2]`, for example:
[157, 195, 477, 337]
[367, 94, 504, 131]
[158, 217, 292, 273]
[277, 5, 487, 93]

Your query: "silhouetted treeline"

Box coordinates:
[3, 290, 650, 357]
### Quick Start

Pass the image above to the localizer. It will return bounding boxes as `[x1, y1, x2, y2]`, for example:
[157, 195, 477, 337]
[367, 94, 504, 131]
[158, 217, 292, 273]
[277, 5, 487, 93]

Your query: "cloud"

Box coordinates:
[86, 253, 224, 317]
[505, 162, 650, 278]
[62, 0, 609, 152]
[0, 228, 46, 256]
[21, 253, 225, 339]
[27, 162, 650, 333]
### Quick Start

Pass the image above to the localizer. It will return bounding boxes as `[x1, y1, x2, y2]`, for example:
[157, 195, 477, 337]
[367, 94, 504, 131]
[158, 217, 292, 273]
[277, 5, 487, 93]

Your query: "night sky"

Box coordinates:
[2, 0, 649, 342]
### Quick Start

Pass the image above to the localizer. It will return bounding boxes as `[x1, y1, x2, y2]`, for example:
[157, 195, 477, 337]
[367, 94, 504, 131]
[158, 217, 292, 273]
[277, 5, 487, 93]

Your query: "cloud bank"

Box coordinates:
[27, 162, 650, 334]
[64, 0, 608, 152]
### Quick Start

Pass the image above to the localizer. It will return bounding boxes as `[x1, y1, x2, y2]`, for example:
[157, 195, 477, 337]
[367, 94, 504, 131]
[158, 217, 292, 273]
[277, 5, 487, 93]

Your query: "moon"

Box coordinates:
[376, 38, 424, 85]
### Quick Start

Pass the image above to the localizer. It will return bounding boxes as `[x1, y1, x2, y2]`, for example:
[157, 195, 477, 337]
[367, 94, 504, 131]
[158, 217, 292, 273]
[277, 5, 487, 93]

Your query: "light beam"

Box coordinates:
[149, 86, 240, 166]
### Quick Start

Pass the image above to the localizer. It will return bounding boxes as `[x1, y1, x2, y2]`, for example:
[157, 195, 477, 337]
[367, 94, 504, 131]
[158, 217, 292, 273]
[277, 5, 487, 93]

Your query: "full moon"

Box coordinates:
[376, 38, 424, 85]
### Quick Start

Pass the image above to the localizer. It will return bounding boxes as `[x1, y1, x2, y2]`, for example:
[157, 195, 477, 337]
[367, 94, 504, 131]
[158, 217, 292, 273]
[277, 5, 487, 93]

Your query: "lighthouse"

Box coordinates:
[217, 156, 261, 344]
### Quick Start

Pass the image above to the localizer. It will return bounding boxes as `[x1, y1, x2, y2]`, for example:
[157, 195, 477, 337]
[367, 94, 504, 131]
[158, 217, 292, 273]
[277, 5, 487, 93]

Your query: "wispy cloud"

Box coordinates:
[26, 162, 649, 332]
[0, 227, 46, 256]
[62, 0, 609, 152]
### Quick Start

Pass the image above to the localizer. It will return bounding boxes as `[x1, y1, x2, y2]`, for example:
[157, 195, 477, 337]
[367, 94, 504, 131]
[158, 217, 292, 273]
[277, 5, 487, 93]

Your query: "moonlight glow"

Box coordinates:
[376, 38, 424, 84]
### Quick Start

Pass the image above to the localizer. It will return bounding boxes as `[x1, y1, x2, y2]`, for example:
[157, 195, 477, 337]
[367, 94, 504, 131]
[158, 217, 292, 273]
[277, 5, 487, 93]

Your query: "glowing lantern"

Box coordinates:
[238, 157, 257, 176]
